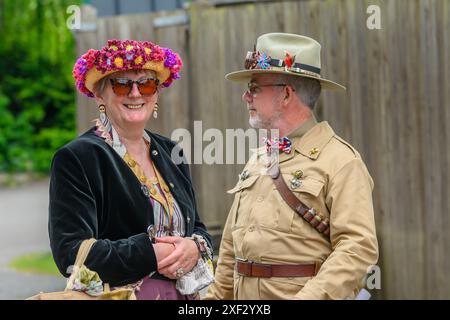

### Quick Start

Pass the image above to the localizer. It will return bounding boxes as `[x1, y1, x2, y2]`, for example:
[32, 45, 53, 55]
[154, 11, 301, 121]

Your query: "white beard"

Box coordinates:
[249, 114, 264, 128]
[249, 110, 283, 129]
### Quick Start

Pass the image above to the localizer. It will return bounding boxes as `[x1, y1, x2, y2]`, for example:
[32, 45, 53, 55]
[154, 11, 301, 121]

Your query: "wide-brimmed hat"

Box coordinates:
[226, 33, 345, 90]
[73, 39, 183, 97]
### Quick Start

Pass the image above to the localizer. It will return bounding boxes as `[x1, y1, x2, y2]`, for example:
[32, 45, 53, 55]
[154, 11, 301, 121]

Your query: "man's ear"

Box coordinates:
[283, 85, 295, 104]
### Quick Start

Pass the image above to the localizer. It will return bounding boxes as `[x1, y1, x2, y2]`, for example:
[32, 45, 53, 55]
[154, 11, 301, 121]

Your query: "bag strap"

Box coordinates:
[269, 164, 331, 241]
[65, 238, 99, 291]
[74, 238, 97, 268]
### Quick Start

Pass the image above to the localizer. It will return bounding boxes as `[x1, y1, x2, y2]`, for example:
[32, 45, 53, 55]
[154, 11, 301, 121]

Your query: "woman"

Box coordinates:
[49, 39, 213, 300]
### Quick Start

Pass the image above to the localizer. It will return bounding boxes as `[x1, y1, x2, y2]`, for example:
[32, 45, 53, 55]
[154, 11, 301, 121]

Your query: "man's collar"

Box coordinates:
[293, 121, 335, 160]
[255, 113, 335, 162]
[286, 114, 318, 140]
[277, 115, 335, 162]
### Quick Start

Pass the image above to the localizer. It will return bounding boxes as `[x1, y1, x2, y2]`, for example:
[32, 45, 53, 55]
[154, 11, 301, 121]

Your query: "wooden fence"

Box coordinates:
[75, 0, 450, 299]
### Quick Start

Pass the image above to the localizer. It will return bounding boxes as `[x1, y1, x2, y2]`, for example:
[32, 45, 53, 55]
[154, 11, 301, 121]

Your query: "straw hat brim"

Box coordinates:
[225, 69, 346, 91]
[85, 60, 171, 94]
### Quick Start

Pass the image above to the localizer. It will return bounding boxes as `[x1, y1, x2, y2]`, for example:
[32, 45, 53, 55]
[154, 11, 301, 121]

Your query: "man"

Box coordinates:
[205, 33, 378, 300]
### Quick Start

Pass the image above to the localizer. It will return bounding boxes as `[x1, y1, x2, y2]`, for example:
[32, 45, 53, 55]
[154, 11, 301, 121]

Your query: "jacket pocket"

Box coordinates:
[227, 175, 259, 194]
[292, 177, 324, 197]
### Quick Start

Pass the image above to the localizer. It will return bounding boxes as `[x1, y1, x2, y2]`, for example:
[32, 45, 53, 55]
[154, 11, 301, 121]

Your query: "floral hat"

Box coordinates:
[73, 39, 183, 97]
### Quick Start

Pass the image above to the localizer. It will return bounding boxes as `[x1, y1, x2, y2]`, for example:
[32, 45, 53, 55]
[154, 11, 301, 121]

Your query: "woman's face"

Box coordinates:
[95, 70, 158, 130]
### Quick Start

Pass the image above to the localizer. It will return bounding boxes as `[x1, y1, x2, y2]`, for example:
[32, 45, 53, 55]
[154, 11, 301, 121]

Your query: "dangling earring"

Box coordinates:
[153, 103, 159, 119]
[99, 104, 110, 128]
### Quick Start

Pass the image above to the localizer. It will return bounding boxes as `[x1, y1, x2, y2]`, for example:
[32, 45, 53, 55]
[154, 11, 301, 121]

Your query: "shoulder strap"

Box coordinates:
[269, 165, 331, 241]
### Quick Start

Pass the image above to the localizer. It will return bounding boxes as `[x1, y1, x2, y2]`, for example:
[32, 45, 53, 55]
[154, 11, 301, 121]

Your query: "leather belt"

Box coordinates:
[236, 259, 318, 278]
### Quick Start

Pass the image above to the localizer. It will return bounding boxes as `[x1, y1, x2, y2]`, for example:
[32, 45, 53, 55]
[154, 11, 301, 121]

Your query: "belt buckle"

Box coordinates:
[236, 258, 252, 276]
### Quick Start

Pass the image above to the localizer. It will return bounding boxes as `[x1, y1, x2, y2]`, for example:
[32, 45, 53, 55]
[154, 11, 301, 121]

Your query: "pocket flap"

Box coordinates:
[227, 175, 259, 194]
[289, 176, 324, 197]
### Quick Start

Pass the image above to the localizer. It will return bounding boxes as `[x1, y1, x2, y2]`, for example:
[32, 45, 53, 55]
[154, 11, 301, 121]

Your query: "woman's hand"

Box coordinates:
[155, 236, 200, 279]
[152, 243, 176, 265]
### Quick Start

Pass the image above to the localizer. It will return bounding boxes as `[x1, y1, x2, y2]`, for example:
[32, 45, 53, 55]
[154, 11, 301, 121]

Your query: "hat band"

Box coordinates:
[244, 50, 321, 78]
[268, 59, 321, 75]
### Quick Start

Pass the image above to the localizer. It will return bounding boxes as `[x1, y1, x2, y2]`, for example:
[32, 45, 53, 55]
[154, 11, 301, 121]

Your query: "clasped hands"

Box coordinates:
[152, 236, 200, 279]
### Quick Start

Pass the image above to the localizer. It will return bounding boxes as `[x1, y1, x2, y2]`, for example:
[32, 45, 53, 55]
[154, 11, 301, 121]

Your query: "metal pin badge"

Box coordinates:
[152, 150, 158, 156]
[238, 169, 250, 181]
[141, 184, 150, 197]
[293, 169, 304, 179]
[290, 178, 302, 189]
[309, 147, 319, 156]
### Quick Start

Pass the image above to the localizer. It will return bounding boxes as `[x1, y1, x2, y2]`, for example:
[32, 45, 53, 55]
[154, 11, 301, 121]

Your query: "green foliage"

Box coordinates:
[0, 0, 80, 173]
[9, 252, 60, 276]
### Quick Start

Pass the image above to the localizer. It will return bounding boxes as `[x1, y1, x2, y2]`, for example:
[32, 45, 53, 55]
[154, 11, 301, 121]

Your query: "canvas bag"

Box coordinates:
[27, 238, 135, 300]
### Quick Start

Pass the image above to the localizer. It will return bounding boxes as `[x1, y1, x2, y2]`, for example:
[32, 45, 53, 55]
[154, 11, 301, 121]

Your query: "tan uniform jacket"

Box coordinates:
[205, 117, 379, 300]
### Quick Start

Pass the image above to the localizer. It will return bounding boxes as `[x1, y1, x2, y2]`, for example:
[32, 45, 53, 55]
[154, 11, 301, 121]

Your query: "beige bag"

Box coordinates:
[27, 239, 136, 300]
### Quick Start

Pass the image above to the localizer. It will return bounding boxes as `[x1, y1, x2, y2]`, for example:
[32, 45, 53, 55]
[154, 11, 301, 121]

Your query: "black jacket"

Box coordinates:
[49, 127, 212, 286]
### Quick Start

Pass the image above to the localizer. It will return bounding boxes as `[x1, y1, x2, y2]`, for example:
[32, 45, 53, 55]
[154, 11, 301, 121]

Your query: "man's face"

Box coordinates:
[242, 74, 285, 129]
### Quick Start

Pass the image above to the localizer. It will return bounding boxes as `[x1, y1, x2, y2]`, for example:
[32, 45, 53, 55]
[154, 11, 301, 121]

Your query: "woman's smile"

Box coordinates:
[123, 103, 145, 109]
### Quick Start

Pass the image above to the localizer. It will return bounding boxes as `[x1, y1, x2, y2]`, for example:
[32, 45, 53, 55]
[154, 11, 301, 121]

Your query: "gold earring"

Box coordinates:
[98, 104, 107, 123]
[153, 103, 159, 119]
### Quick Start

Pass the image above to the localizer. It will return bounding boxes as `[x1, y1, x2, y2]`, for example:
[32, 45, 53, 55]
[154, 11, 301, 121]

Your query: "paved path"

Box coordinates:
[0, 179, 66, 299]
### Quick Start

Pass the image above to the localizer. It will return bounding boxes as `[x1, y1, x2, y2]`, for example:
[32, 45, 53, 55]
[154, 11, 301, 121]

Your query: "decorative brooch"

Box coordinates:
[245, 45, 272, 70]
[264, 137, 292, 154]
[256, 53, 271, 69]
[284, 51, 296, 72]
[238, 169, 250, 181]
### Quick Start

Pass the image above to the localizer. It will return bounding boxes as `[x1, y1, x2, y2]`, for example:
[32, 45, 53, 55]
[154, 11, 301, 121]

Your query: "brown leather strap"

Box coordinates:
[269, 165, 331, 240]
[236, 260, 318, 278]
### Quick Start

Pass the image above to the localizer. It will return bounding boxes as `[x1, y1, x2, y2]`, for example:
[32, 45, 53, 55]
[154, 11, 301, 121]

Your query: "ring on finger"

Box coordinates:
[175, 267, 185, 278]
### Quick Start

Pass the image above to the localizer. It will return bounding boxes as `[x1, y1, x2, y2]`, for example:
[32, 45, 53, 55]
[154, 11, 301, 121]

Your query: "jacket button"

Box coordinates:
[248, 226, 255, 232]
[127, 159, 136, 167]
[256, 196, 264, 202]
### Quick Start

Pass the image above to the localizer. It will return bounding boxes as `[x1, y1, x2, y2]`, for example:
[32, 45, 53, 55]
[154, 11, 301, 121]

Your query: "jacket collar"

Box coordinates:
[278, 114, 335, 163]
[294, 121, 335, 160]
[287, 114, 318, 139]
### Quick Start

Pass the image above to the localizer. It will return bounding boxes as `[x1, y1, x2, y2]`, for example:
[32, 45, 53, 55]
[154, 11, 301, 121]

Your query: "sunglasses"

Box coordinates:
[109, 77, 159, 96]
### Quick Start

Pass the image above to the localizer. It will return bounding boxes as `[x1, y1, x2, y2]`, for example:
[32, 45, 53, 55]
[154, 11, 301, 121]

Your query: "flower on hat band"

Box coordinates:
[257, 53, 271, 70]
[244, 47, 272, 71]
